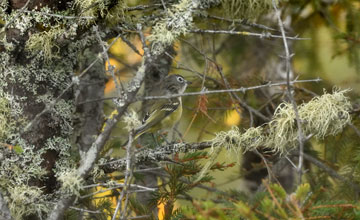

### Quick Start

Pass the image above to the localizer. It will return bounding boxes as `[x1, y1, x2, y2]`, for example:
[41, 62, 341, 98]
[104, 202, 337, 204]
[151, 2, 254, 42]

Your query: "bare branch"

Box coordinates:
[112, 131, 134, 220]
[190, 28, 309, 40]
[1, 0, 31, 33]
[95, 26, 122, 98]
[23, 10, 95, 20]
[78, 78, 321, 105]
[207, 15, 277, 32]
[294, 152, 360, 194]
[141, 79, 321, 100]
[271, 0, 305, 182]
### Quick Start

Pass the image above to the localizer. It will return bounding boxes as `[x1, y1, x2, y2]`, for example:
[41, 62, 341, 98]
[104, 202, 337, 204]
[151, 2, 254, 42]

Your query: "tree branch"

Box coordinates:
[47, 24, 148, 220]
[272, 0, 305, 183]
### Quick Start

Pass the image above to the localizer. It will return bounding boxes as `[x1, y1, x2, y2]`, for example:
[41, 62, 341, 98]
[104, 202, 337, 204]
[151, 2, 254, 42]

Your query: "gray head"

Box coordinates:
[162, 74, 191, 95]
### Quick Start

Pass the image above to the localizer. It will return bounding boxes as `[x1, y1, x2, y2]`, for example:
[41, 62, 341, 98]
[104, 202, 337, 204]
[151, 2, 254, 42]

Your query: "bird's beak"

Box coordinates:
[186, 80, 192, 85]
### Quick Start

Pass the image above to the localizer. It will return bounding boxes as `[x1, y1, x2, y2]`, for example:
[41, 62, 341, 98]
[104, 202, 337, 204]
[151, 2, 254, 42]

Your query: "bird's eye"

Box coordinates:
[177, 76, 184, 83]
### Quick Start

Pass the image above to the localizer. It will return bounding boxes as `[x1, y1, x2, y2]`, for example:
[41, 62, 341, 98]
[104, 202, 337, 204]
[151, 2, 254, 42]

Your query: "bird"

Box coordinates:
[133, 74, 191, 140]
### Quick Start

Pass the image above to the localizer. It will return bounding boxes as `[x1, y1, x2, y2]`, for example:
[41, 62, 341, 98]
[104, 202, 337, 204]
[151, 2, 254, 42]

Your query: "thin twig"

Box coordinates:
[48, 202, 101, 214]
[82, 182, 157, 191]
[141, 79, 321, 100]
[216, 65, 270, 122]
[79, 79, 321, 105]
[47, 24, 148, 220]
[80, 183, 156, 199]
[254, 149, 273, 182]
[207, 15, 277, 32]
[23, 10, 95, 20]
[190, 28, 309, 40]
[125, 4, 163, 11]
[272, 0, 305, 183]
[294, 152, 360, 195]
[112, 131, 133, 220]
[119, 35, 142, 56]
[95, 26, 122, 98]
[23, 29, 123, 133]
[113, 24, 149, 220]
[1, 0, 31, 33]
[128, 215, 151, 219]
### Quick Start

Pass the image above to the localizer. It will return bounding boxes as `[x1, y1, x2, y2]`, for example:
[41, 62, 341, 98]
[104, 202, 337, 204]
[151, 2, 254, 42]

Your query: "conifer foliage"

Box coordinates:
[0, 0, 360, 219]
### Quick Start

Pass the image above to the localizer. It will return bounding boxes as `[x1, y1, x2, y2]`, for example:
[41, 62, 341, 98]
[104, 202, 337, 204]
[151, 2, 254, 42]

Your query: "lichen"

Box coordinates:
[74, 0, 126, 25]
[0, 142, 49, 219]
[210, 89, 352, 155]
[57, 168, 84, 196]
[25, 26, 64, 60]
[147, 0, 200, 54]
[75, 0, 108, 19]
[300, 88, 351, 138]
[220, 0, 274, 20]
[0, 97, 16, 140]
[8, 184, 49, 220]
[122, 110, 141, 132]
[267, 88, 351, 153]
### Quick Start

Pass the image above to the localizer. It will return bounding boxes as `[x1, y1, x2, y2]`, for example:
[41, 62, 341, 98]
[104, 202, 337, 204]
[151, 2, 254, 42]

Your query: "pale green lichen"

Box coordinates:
[300, 88, 351, 138]
[105, 1, 126, 26]
[90, 158, 106, 182]
[75, 0, 125, 25]
[75, 0, 108, 18]
[148, 0, 200, 54]
[267, 102, 298, 153]
[8, 185, 49, 220]
[210, 89, 352, 155]
[122, 110, 141, 132]
[57, 168, 84, 196]
[267, 88, 351, 153]
[0, 142, 49, 219]
[239, 127, 264, 151]
[211, 126, 242, 154]
[25, 26, 64, 60]
[221, 0, 274, 19]
[0, 98, 15, 140]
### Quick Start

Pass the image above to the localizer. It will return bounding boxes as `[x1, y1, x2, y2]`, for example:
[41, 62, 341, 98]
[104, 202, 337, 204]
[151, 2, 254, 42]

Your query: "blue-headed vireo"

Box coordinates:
[134, 74, 191, 139]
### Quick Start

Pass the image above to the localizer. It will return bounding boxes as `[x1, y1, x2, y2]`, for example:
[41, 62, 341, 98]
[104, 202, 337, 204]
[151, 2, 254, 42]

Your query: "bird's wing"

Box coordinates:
[134, 98, 180, 136]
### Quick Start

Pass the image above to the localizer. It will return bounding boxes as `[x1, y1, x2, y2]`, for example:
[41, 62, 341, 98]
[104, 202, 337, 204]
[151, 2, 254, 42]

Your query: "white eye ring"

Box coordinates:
[177, 76, 184, 83]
